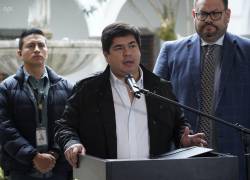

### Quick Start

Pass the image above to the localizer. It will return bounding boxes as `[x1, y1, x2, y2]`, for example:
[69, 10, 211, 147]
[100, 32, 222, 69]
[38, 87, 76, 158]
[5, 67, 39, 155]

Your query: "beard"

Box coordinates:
[196, 22, 225, 43]
[202, 22, 218, 35]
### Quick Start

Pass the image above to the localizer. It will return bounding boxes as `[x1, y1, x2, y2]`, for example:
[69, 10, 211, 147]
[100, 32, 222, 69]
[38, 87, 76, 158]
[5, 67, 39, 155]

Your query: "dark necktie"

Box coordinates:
[199, 45, 216, 147]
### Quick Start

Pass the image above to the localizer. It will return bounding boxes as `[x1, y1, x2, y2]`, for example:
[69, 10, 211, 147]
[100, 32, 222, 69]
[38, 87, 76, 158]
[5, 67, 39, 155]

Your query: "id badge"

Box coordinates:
[36, 127, 48, 146]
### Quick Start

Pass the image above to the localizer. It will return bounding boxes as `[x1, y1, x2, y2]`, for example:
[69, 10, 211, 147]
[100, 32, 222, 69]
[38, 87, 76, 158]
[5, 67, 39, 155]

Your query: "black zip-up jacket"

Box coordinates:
[0, 66, 72, 174]
[55, 65, 190, 159]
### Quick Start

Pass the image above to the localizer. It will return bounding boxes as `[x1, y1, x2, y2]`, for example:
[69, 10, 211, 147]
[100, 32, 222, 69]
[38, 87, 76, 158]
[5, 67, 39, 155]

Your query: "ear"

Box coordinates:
[103, 51, 110, 63]
[17, 50, 22, 57]
[225, 8, 231, 23]
[192, 8, 196, 19]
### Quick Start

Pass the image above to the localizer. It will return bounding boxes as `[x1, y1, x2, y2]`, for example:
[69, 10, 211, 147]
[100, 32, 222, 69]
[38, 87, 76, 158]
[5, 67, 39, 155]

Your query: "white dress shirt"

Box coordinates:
[110, 69, 149, 159]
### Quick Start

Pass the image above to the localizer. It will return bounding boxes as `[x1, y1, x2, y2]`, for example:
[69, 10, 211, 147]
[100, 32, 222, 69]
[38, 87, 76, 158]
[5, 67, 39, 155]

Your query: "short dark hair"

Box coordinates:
[101, 22, 141, 53]
[18, 28, 45, 50]
[194, 0, 228, 9]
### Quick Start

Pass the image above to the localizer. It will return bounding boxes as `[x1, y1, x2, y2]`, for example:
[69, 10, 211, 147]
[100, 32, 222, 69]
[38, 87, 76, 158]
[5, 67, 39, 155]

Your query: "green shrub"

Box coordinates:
[158, 19, 177, 41]
[0, 167, 6, 180]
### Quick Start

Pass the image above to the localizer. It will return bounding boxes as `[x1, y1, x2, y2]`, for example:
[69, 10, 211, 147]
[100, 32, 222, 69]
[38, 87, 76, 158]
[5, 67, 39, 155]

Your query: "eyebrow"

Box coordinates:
[112, 40, 137, 48]
[198, 9, 223, 13]
[26, 42, 45, 46]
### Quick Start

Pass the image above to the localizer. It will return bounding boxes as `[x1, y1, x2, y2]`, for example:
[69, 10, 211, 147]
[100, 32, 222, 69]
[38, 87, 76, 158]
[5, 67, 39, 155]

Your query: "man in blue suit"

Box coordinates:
[154, 0, 250, 179]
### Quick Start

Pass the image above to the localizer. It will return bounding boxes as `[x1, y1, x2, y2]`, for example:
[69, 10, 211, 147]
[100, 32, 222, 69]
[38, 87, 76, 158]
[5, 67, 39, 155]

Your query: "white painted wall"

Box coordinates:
[227, 0, 250, 36]
[0, 0, 88, 40]
[117, 0, 161, 31]
[0, 0, 249, 39]
[0, 0, 30, 28]
[175, 0, 194, 37]
[50, 0, 88, 40]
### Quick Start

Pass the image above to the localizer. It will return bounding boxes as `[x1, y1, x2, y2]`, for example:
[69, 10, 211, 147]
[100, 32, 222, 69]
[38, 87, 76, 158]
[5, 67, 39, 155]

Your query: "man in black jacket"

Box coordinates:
[55, 22, 207, 168]
[0, 28, 72, 180]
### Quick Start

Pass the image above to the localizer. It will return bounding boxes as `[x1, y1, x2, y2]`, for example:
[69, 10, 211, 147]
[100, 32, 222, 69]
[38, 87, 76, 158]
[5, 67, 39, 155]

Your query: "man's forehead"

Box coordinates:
[23, 34, 46, 43]
[195, 0, 225, 11]
[112, 36, 136, 45]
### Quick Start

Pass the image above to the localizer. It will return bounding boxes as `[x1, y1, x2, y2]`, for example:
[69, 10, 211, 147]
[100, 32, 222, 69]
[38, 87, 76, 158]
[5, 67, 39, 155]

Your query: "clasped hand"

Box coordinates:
[33, 153, 56, 174]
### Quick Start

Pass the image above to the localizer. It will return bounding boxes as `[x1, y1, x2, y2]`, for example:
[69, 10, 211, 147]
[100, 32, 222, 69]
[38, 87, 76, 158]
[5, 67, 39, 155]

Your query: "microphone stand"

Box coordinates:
[137, 87, 250, 180]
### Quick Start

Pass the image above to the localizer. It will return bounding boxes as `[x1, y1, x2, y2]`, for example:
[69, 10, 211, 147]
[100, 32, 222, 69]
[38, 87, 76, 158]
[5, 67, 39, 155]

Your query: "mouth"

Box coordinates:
[33, 54, 42, 57]
[123, 60, 134, 65]
[33, 55, 43, 60]
[203, 23, 217, 30]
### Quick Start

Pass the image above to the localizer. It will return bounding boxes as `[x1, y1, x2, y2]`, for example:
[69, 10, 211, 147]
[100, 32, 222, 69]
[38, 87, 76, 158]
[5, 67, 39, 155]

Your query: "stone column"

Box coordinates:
[28, 0, 52, 38]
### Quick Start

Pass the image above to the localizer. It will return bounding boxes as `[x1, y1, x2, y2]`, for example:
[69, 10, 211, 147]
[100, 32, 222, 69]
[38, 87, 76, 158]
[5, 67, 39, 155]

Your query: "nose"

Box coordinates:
[123, 46, 132, 56]
[204, 14, 213, 23]
[34, 45, 40, 52]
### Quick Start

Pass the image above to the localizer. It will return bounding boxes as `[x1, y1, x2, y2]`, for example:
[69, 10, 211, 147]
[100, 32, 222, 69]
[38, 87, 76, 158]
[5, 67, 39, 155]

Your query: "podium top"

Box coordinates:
[78, 146, 214, 163]
[152, 146, 213, 159]
[73, 146, 238, 180]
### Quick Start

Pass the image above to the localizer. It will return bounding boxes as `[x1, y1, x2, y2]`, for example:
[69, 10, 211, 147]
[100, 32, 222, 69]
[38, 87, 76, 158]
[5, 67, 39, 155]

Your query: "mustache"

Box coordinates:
[203, 22, 217, 28]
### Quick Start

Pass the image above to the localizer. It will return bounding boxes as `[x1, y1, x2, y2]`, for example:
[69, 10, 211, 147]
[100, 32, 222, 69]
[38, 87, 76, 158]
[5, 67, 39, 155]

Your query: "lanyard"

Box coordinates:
[33, 89, 44, 124]
[28, 79, 50, 126]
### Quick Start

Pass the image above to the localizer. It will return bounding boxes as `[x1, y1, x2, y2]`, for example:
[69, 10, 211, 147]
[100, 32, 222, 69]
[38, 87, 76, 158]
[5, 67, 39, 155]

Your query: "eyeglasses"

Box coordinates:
[195, 10, 225, 21]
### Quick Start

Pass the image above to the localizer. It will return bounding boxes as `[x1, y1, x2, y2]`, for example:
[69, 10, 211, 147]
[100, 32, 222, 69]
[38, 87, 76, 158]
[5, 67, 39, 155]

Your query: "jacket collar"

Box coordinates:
[98, 65, 160, 92]
[186, 34, 202, 101]
[214, 32, 237, 110]
[14, 65, 62, 87]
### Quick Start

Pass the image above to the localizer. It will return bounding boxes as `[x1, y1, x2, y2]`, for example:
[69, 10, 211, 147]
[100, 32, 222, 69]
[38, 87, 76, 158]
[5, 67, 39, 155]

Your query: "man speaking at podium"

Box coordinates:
[55, 22, 207, 168]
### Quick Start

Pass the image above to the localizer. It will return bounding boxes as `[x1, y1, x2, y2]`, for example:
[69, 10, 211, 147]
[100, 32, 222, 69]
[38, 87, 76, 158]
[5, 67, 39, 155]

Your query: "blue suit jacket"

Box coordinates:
[154, 32, 250, 178]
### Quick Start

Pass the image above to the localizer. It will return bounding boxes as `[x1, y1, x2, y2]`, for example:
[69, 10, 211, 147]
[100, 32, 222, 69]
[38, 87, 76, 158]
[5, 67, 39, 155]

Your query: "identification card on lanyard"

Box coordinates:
[36, 127, 48, 146]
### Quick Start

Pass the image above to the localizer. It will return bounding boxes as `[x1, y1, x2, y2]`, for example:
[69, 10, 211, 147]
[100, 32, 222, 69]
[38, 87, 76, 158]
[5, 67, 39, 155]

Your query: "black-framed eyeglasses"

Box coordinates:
[195, 10, 225, 21]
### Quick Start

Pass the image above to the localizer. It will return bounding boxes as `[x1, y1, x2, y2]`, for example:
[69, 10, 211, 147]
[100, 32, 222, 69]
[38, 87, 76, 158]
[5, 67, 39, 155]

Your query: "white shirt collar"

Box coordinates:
[110, 67, 144, 88]
[201, 35, 224, 46]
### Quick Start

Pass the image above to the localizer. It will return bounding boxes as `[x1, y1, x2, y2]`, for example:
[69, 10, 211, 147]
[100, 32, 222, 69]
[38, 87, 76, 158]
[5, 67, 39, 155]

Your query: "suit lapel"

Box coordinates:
[187, 35, 202, 103]
[214, 33, 236, 110]
[97, 67, 117, 158]
[15, 68, 37, 108]
[143, 67, 157, 120]
[143, 67, 159, 154]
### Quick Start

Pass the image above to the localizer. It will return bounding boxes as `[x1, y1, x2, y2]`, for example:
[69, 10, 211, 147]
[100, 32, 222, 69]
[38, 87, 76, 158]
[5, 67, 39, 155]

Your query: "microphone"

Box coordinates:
[125, 74, 141, 99]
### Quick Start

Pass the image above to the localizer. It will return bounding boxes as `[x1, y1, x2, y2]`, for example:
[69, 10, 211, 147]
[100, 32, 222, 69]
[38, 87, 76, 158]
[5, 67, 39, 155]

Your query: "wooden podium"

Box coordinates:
[73, 146, 239, 180]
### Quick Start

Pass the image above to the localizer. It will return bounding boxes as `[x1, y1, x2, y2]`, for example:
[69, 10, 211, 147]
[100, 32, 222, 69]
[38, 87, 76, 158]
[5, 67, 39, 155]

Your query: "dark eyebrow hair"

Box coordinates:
[112, 40, 137, 48]
[128, 41, 137, 44]
[112, 44, 123, 48]
[199, 9, 224, 13]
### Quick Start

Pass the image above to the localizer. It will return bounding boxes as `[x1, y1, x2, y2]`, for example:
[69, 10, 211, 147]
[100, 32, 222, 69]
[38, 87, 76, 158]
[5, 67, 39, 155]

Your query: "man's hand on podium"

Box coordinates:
[64, 143, 86, 168]
[180, 127, 207, 147]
